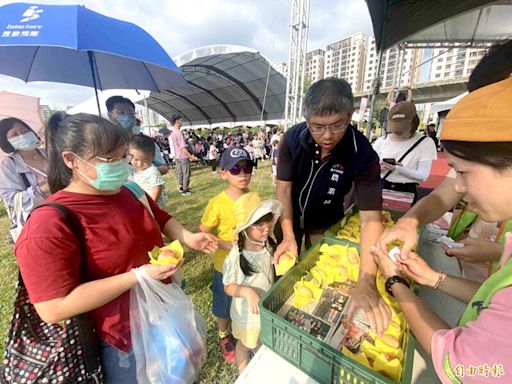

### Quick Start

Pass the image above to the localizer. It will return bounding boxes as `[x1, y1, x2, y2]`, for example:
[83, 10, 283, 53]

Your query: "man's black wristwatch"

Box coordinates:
[385, 275, 410, 297]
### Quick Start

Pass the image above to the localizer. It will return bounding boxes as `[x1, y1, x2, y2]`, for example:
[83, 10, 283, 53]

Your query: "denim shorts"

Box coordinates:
[99, 341, 137, 384]
[210, 270, 232, 319]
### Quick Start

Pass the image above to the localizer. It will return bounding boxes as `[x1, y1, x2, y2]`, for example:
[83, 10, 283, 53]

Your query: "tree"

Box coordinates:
[303, 74, 312, 97]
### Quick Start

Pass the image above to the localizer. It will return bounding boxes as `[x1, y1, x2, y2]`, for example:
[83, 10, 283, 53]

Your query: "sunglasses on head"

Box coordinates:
[229, 164, 253, 175]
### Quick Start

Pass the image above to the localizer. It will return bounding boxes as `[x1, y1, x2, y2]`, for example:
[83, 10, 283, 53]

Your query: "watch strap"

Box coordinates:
[385, 275, 410, 297]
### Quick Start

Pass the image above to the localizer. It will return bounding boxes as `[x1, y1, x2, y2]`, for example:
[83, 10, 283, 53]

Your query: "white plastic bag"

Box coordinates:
[130, 267, 207, 384]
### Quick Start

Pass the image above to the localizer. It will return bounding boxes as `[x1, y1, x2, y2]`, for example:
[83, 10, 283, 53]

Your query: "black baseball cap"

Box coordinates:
[220, 147, 253, 170]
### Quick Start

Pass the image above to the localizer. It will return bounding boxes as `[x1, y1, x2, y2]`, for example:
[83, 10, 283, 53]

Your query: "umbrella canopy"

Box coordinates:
[366, 0, 511, 50]
[0, 91, 44, 132]
[0, 3, 187, 112]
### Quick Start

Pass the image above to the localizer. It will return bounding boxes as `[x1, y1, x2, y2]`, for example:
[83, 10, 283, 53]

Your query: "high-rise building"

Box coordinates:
[305, 49, 325, 83]
[362, 37, 423, 93]
[135, 105, 167, 128]
[429, 47, 486, 81]
[324, 32, 366, 91]
[272, 62, 288, 78]
[39, 105, 53, 122]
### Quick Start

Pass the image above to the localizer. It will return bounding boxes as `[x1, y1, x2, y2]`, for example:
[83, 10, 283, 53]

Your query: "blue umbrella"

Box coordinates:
[0, 3, 187, 113]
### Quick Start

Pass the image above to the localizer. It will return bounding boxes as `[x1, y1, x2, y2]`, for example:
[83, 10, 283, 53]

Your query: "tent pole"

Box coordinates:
[88, 51, 101, 116]
[143, 94, 151, 135]
[366, 0, 388, 139]
[397, 44, 405, 88]
[366, 48, 383, 138]
[260, 60, 272, 126]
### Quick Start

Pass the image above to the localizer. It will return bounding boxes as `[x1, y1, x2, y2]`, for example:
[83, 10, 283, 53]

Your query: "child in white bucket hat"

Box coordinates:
[223, 192, 282, 373]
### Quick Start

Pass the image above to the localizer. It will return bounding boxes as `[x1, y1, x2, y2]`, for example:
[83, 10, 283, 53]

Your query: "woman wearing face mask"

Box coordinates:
[13, 112, 218, 383]
[0, 117, 50, 244]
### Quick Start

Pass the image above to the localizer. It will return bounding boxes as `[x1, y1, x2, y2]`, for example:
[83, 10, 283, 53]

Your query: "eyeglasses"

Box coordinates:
[308, 118, 348, 135]
[95, 153, 133, 164]
[229, 164, 253, 175]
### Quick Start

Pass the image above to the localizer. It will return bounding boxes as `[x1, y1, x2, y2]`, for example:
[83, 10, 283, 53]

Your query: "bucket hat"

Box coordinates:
[233, 192, 282, 234]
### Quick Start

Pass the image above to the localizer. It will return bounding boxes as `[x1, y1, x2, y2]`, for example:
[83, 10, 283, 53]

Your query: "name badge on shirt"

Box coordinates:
[322, 163, 345, 205]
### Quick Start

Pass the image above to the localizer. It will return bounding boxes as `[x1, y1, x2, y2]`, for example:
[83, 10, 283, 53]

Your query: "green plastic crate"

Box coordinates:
[260, 237, 415, 384]
[324, 205, 404, 240]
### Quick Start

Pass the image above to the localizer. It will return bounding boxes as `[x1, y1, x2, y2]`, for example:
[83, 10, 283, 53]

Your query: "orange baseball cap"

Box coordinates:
[441, 77, 512, 142]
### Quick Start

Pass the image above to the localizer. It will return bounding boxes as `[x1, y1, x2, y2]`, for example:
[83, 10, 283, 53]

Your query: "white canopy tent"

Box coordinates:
[185, 119, 284, 130]
[143, 45, 286, 127]
[366, 0, 512, 50]
[430, 92, 468, 115]
[67, 89, 149, 117]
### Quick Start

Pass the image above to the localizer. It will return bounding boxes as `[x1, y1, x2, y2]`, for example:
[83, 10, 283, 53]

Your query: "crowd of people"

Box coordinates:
[0, 39, 511, 383]
[152, 122, 282, 166]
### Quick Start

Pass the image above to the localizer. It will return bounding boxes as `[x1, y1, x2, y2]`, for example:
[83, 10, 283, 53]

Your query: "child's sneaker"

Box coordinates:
[219, 334, 236, 363]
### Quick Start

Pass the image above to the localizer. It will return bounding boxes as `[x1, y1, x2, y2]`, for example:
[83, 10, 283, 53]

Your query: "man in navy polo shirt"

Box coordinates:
[275, 78, 390, 334]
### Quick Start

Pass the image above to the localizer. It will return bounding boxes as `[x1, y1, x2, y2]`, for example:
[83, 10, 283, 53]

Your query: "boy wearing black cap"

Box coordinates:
[199, 147, 254, 363]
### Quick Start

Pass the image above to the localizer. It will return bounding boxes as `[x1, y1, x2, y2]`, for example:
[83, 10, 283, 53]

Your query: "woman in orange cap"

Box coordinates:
[372, 41, 512, 383]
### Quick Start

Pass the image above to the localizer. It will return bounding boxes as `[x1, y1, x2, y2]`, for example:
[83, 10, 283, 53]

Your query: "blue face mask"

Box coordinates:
[116, 115, 136, 131]
[75, 154, 129, 191]
[8, 131, 40, 150]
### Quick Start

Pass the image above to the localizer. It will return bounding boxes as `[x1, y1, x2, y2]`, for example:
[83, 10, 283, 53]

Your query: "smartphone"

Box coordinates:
[383, 158, 396, 165]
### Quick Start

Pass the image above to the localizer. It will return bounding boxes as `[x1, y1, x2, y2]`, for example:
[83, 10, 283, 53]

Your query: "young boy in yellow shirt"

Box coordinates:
[200, 147, 254, 363]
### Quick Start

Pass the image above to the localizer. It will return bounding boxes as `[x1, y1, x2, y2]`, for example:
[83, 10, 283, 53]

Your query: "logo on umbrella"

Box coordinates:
[20, 6, 43, 23]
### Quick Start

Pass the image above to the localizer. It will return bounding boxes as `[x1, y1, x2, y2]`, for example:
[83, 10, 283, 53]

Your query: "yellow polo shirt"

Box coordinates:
[201, 191, 239, 272]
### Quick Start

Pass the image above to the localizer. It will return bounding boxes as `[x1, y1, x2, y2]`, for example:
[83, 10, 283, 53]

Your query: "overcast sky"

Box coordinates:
[0, 0, 374, 108]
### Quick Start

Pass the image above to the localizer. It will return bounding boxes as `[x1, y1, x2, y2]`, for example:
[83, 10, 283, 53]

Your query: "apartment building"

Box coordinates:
[272, 61, 288, 78]
[324, 32, 366, 91]
[429, 47, 486, 81]
[305, 49, 325, 83]
[362, 37, 423, 93]
[39, 105, 55, 122]
[135, 105, 167, 127]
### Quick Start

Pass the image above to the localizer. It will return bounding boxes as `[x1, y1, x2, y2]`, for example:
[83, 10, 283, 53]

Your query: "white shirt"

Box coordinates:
[252, 139, 264, 159]
[208, 145, 218, 160]
[373, 133, 437, 183]
[128, 164, 167, 208]
[223, 246, 274, 329]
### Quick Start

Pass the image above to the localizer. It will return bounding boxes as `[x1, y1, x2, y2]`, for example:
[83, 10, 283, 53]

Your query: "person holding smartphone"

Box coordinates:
[373, 101, 437, 200]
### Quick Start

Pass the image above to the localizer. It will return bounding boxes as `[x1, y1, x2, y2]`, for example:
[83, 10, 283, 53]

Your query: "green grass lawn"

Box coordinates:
[0, 160, 276, 383]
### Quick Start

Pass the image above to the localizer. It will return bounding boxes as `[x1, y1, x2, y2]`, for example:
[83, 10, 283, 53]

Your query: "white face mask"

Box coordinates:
[8, 131, 40, 151]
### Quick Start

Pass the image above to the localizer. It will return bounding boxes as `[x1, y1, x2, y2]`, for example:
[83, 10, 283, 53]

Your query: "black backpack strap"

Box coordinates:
[19, 173, 30, 189]
[382, 136, 428, 181]
[8, 156, 31, 189]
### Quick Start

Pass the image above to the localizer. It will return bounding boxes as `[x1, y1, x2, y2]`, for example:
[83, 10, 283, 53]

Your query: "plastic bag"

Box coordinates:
[130, 267, 207, 384]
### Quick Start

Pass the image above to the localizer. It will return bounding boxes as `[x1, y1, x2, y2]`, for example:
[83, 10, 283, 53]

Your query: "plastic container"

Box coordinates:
[324, 205, 404, 240]
[260, 237, 415, 384]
